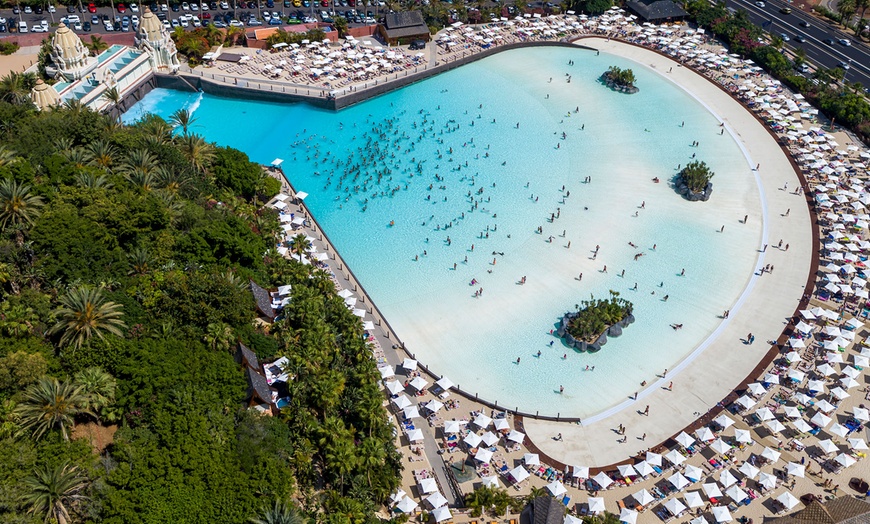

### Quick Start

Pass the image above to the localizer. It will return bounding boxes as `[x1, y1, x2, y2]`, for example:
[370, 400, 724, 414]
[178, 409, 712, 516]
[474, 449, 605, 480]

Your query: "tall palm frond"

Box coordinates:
[0, 179, 45, 230]
[20, 462, 89, 524]
[48, 286, 127, 350]
[14, 378, 90, 441]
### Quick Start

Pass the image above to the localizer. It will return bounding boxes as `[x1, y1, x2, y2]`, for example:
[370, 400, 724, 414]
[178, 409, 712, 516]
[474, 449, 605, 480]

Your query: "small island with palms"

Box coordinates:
[674, 160, 715, 201]
[600, 66, 638, 94]
[556, 291, 635, 352]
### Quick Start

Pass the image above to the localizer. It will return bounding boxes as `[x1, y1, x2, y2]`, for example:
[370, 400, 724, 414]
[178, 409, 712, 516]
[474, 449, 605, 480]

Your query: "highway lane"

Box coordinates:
[728, 0, 870, 88]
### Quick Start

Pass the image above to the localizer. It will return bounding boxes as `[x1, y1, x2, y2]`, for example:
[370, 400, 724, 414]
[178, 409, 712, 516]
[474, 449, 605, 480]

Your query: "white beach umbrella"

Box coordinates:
[664, 497, 687, 516]
[788, 369, 806, 382]
[378, 366, 395, 379]
[714, 414, 735, 429]
[592, 471, 613, 489]
[764, 373, 780, 385]
[725, 485, 748, 503]
[761, 447, 781, 463]
[710, 438, 731, 455]
[664, 449, 686, 466]
[736, 395, 756, 410]
[794, 419, 814, 433]
[712, 506, 732, 523]
[403, 406, 421, 419]
[702, 483, 723, 498]
[757, 471, 777, 490]
[432, 506, 451, 522]
[509, 465, 530, 483]
[463, 432, 482, 448]
[696, 427, 715, 442]
[734, 428, 753, 444]
[507, 430, 525, 443]
[684, 464, 704, 482]
[755, 407, 776, 421]
[785, 462, 805, 478]
[830, 422, 850, 438]
[747, 383, 767, 396]
[425, 491, 448, 509]
[564, 516, 583, 524]
[738, 462, 759, 479]
[684, 490, 705, 508]
[425, 400, 444, 414]
[406, 428, 424, 442]
[645, 451, 662, 466]
[691, 518, 711, 524]
[784, 406, 803, 418]
[777, 491, 800, 510]
[419, 477, 438, 494]
[811, 412, 832, 428]
[401, 358, 417, 370]
[474, 447, 494, 463]
[617, 464, 638, 478]
[849, 438, 869, 450]
[675, 431, 695, 448]
[572, 465, 589, 478]
[392, 395, 412, 410]
[523, 453, 540, 466]
[481, 475, 500, 488]
[473, 413, 492, 429]
[395, 496, 418, 513]
[842, 376, 860, 389]
[443, 420, 462, 433]
[819, 439, 840, 454]
[719, 470, 739, 488]
[855, 407, 870, 421]
[385, 381, 404, 395]
[480, 431, 499, 447]
[619, 508, 638, 524]
[668, 472, 690, 490]
[836, 453, 857, 468]
[767, 419, 787, 434]
[634, 461, 655, 477]
[547, 480, 567, 498]
[409, 376, 428, 391]
[808, 380, 828, 394]
[493, 418, 510, 431]
[587, 497, 606, 514]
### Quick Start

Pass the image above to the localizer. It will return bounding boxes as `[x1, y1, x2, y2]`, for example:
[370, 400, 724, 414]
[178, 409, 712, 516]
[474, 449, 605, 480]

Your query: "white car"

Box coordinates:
[130, 2, 139, 10]
[18, 21, 28, 32]
[65, 14, 81, 23]
[48, 5, 56, 12]
[754, 1, 765, 6]
[162, 19, 171, 28]
[229, 18, 243, 26]
[179, 16, 189, 25]
[192, 14, 200, 25]
[200, 2, 208, 9]
[131, 14, 139, 23]
[31, 24, 47, 32]
[839, 38, 851, 46]
[104, 22, 114, 30]
[0, 16, 6, 24]
[160, 3, 168, 10]
[220, 1, 228, 7]
[181, 1, 190, 9]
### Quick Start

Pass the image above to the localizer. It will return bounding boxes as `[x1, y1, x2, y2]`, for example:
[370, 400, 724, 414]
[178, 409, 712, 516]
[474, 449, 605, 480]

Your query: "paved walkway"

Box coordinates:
[522, 37, 815, 468]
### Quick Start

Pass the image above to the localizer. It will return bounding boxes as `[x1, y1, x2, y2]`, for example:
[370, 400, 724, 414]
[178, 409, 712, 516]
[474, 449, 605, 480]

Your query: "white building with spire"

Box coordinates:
[135, 8, 180, 72]
[48, 23, 98, 80]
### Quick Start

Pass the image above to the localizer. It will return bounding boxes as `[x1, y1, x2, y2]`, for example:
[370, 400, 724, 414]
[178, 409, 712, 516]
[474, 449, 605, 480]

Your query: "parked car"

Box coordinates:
[88, 3, 97, 12]
[82, 20, 91, 30]
[117, 3, 127, 11]
[23, 6, 32, 13]
[18, 20, 28, 32]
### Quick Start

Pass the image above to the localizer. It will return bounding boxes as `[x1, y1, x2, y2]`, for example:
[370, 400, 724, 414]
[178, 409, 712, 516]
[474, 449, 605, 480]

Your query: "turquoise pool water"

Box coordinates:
[97, 44, 126, 64]
[123, 46, 763, 417]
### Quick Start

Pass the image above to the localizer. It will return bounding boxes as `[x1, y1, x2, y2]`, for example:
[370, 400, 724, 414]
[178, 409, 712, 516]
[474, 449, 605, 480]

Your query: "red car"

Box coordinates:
[202, 11, 211, 17]
[87, 3, 97, 12]
[117, 3, 127, 11]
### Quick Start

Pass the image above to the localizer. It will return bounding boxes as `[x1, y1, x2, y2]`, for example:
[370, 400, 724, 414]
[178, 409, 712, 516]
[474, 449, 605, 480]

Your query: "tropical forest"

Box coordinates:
[0, 86, 401, 523]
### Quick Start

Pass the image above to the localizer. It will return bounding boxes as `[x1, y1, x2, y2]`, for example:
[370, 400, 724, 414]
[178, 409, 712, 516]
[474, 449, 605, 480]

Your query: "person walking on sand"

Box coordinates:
[560, 385, 564, 394]
[668, 381, 673, 390]
[644, 405, 649, 415]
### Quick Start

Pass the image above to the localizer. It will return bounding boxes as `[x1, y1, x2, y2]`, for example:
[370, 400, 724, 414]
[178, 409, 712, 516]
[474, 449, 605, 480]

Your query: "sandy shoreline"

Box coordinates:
[522, 37, 814, 467]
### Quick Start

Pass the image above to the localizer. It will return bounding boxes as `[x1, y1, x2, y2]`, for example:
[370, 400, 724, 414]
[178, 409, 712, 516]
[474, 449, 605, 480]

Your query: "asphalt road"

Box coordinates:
[728, 0, 870, 88]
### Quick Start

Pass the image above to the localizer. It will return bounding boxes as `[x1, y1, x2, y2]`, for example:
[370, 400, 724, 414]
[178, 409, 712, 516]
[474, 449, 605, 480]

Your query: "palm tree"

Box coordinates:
[248, 500, 304, 524]
[74, 367, 116, 420]
[20, 462, 89, 524]
[0, 71, 37, 105]
[169, 108, 197, 136]
[125, 167, 156, 191]
[0, 145, 19, 167]
[127, 247, 153, 276]
[0, 179, 45, 231]
[14, 378, 90, 441]
[48, 286, 127, 350]
[155, 166, 191, 194]
[74, 172, 112, 190]
[204, 322, 234, 351]
[177, 134, 214, 173]
[102, 86, 122, 121]
[86, 35, 110, 56]
[291, 233, 311, 262]
[85, 140, 118, 172]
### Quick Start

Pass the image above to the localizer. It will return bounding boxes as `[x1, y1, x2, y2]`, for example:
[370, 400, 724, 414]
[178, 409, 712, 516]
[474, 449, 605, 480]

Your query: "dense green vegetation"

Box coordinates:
[566, 292, 633, 343]
[685, 0, 870, 142]
[0, 95, 400, 523]
[679, 160, 714, 193]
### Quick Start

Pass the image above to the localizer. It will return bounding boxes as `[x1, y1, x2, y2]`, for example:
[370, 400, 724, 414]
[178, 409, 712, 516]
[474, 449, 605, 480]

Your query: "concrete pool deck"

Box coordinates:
[521, 37, 815, 468]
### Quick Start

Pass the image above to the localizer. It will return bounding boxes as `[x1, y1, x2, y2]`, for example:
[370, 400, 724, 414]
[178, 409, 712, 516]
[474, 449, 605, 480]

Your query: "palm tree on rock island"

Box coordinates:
[48, 286, 127, 350]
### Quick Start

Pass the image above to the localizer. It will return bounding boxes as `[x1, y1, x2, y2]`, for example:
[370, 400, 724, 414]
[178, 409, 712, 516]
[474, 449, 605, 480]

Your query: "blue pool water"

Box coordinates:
[124, 46, 763, 417]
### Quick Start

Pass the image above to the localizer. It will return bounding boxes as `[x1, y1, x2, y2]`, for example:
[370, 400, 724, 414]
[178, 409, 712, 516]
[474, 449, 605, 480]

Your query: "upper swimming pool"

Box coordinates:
[123, 45, 763, 418]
